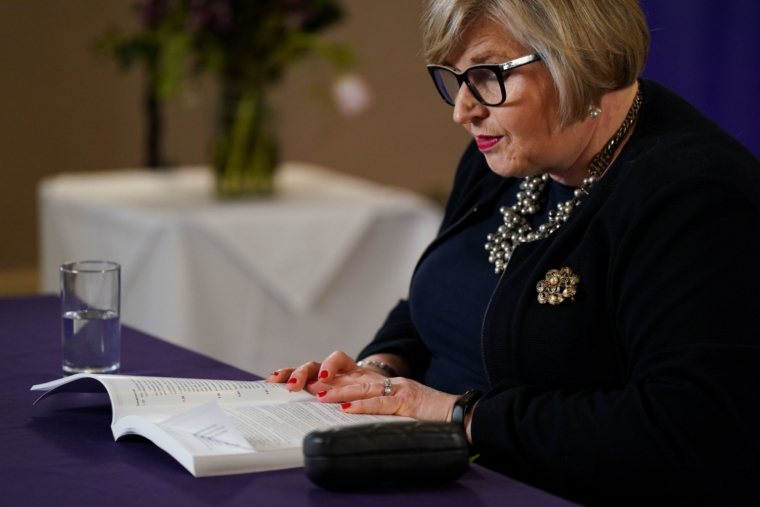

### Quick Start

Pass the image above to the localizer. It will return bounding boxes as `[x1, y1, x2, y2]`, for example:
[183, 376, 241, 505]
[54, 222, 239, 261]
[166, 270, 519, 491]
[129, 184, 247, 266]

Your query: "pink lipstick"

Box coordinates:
[476, 135, 503, 151]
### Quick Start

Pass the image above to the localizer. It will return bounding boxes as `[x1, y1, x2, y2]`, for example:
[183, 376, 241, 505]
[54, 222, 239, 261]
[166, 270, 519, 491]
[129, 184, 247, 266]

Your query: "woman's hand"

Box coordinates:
[266, 350, 390, 394]
[319, 376, 459, 422]
[266, 351, 456, 422]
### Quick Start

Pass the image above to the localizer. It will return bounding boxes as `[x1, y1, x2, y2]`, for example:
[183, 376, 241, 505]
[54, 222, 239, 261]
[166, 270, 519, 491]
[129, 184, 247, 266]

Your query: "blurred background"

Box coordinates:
[1, 0, 758, 296]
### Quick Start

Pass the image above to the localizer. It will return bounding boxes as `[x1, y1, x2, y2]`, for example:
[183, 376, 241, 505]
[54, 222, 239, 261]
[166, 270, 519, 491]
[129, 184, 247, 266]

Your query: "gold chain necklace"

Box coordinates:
[486, 87, 644, 274]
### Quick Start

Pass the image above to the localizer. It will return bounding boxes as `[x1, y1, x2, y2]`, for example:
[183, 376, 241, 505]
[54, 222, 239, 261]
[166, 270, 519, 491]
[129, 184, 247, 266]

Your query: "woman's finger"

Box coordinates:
[283, 361, 322, 391]
[316, 350, 358, 382]
[340, 393, 402, 416]
[316, 379, 389, 403]
[325, 378, 458, 421]
[266, 367, 296, 383]
[322, 369, 388, 389]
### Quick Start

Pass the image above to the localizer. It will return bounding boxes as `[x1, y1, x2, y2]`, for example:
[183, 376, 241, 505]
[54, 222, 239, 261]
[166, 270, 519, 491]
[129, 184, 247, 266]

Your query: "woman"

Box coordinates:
[269, 0, 760, 504]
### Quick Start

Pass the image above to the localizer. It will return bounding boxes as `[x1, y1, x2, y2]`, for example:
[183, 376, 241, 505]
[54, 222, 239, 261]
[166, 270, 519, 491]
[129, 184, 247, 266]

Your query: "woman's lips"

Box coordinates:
[476, 135, 503, 151]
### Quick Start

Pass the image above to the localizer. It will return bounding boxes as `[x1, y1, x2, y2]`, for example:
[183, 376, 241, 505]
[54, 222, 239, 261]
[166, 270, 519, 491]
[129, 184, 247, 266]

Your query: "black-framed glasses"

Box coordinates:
[427, 53, 542, 107]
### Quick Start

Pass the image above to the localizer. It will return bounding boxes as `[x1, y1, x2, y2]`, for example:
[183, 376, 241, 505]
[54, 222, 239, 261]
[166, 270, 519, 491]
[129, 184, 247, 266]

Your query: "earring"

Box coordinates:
[589, 106, 602, 119]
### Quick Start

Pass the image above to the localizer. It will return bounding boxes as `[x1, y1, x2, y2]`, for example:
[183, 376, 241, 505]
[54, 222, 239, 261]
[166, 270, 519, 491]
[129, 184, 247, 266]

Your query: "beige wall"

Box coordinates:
[0, 1, 470, 277]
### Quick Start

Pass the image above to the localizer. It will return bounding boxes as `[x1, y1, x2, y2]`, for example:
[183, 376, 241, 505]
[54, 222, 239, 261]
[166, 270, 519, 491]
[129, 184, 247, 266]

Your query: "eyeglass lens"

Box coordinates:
[432, 67, 503, 106]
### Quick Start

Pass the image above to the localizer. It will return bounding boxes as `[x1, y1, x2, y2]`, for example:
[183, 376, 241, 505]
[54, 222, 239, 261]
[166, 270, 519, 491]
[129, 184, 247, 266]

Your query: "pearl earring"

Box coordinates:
[590, 106, 602, 119]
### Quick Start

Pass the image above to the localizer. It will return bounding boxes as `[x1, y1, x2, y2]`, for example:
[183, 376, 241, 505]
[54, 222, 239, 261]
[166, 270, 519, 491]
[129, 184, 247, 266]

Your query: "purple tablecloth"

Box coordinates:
[0, 295, 578, 507]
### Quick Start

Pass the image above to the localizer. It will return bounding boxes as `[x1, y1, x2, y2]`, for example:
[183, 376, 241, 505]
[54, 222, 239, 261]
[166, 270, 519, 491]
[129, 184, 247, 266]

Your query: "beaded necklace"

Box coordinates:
[486, 87, 643, 274]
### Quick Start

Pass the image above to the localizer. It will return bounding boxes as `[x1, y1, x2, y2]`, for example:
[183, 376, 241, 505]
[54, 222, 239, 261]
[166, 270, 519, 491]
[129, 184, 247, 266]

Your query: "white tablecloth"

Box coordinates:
[39, 163, 442, 375]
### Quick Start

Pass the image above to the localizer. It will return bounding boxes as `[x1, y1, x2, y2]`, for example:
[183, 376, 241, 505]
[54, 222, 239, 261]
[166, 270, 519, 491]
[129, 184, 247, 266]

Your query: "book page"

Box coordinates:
[223, 401, 406, 451]
[139, 399, 399, 453]
[158, 401, 254, 455]
[119, 376, 312, 419]
[32, 374, 313, 423]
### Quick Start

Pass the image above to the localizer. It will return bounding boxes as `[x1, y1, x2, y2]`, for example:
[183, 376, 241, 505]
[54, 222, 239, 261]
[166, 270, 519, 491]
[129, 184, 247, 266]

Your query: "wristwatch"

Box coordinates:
[451, 389, 484, 429]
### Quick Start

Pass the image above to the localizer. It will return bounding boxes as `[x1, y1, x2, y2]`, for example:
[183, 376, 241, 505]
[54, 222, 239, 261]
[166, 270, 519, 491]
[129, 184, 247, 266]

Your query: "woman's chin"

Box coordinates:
[483, 154, 533, 179]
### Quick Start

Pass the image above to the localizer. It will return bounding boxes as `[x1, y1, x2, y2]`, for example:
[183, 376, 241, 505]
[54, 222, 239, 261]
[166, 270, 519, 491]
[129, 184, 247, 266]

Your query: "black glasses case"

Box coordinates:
[303, 421, 470, 491]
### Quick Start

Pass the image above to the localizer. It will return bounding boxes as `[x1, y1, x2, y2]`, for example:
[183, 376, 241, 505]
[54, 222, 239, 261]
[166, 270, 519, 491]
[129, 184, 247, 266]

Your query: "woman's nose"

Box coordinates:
[453, 84, 488, 124]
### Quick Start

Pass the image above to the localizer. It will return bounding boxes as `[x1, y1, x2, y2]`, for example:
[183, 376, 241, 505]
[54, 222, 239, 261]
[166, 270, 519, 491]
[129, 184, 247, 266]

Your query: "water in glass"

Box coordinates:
[62, 309, 121, 374]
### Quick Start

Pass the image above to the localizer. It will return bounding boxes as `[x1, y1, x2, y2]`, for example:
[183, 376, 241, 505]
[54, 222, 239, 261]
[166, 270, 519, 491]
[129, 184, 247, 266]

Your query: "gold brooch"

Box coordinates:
[537, 267, 580, 305]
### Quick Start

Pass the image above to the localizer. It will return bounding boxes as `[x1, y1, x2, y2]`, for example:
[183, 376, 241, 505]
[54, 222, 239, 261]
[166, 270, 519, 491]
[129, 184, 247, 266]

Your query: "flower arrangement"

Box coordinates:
[96, 0, 365, 196]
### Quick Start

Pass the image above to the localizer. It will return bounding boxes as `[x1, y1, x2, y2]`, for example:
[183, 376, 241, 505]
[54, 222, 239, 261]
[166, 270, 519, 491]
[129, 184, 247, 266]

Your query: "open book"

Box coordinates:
[31, 374, 409, 477]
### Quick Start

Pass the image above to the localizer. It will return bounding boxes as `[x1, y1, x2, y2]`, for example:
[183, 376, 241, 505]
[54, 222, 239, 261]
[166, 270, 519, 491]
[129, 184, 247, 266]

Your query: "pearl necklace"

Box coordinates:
[486, 87, 643, 274]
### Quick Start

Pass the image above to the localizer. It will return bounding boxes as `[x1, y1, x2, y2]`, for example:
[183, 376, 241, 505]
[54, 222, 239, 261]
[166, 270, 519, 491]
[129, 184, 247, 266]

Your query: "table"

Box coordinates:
[38, 164, 442, 375]
[0, 295, 578, 507]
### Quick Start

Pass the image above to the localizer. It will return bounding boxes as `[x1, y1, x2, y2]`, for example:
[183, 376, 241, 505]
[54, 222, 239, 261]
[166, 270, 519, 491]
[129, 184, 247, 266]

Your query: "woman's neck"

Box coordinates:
[550, 82, 640, 187]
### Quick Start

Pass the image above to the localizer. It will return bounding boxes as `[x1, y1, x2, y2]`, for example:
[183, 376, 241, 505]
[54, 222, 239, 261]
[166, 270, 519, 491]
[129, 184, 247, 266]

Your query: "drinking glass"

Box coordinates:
[60, 261, 121, 374]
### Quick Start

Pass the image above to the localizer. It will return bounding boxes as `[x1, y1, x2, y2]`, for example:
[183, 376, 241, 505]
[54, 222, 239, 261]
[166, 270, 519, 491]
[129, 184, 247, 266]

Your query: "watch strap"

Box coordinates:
[451, 389, 484, 428]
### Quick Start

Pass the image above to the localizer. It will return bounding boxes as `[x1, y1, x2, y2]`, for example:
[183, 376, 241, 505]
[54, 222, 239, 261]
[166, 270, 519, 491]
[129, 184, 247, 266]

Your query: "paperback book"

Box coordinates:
[31, 374, 407, 477]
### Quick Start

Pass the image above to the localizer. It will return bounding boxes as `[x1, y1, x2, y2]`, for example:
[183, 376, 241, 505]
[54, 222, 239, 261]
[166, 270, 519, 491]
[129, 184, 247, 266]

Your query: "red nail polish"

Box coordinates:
[308, 380, 316, 385]
[287, 378, 297, 384]
[319, 370, 328, 379]
[317, 391, 327, 397]
[341, 402, 352, 409]
[270, 372, 279, 376]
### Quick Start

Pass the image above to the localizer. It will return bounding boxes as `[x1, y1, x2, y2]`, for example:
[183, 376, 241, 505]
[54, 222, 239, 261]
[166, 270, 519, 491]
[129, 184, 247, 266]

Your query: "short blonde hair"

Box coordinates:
[422, 0, 650, 128]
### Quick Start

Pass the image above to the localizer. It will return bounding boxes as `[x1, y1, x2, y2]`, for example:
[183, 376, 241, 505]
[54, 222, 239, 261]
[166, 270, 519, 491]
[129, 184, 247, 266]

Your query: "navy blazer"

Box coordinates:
[359, 79, 760, 506]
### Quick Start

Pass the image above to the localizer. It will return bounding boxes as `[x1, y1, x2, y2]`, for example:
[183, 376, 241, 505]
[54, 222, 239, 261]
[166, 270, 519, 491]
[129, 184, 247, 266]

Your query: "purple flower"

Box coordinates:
[140, 0, 169, 28]
[283, 0, 314, 29]
[209, 0, 233, 33]
[283, 0, 308, 9]
[186, 0, 233, 34]
[332, 73, 373, 117]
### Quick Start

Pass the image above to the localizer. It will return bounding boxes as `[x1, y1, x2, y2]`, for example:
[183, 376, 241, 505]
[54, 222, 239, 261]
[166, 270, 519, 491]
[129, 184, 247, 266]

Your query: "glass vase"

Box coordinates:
[213, 81, 278, 198]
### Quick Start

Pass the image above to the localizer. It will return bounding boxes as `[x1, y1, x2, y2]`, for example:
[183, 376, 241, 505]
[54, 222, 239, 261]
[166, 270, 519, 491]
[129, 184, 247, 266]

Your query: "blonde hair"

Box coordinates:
[422, 0, 650, 128]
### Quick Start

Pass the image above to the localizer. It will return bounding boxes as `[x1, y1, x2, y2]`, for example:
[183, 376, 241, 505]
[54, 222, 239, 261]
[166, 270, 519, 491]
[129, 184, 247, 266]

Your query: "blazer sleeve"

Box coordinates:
[471, 176, 760, 504]
[356, 299, 430, 381]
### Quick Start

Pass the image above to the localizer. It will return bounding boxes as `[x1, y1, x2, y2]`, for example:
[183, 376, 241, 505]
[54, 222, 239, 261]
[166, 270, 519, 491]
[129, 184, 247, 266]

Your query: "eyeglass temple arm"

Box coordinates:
[500, 53, 542, 71]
